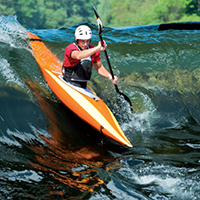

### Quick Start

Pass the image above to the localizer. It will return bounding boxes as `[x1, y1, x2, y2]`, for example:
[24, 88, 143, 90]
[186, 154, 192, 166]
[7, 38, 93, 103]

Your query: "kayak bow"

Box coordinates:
[27, 31, 132, 147]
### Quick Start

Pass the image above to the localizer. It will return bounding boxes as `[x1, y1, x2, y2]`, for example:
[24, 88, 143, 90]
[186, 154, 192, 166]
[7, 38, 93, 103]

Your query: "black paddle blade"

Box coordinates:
[115, 85, 133, 111]
[92, 4, 99, 19]
[120, 93, 133, 112]
[92, 5, 103, 34]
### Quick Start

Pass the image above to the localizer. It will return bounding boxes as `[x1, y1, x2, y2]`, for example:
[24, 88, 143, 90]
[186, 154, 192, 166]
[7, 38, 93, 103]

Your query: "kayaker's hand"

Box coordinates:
[98, 40, 107, 51]
[108, 75, 118, 85]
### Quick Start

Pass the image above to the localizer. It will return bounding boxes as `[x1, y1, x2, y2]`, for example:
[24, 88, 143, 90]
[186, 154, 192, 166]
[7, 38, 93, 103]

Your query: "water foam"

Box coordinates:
[0, 15, 29, 49]
[0, 57, 24, 86]
[118, 160, 200, 200]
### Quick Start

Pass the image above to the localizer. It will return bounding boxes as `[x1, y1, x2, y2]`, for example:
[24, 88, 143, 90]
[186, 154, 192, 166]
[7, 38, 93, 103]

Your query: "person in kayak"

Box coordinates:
[62, 25, 118, 88]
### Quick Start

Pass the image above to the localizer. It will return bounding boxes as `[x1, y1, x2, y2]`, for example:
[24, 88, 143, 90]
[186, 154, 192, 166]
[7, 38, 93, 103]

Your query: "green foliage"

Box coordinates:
[0, 0, 16, 15]
[184, 0, 199, 15]
[0, 0, 98, 28]
[0, 0, 200, 28]
[148, 0, 185, 24]
[15, 0, 43, 28]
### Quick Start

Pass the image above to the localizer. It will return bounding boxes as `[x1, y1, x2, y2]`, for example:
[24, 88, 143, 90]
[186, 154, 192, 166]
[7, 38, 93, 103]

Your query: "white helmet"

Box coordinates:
[75, 25, 92, 40]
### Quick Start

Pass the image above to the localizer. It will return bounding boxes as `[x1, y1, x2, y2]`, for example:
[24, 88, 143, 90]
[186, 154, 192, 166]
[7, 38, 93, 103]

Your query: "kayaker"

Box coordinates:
[62, 25, 118, 88]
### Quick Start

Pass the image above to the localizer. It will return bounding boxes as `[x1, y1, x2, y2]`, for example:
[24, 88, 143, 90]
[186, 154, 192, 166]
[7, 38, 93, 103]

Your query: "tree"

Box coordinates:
[0, 0, 200, 28]
[151, 0, 185, 23]
[0, 0, 16, 15]
[184, 0, 200, 15]
[15, 0, 44, 28]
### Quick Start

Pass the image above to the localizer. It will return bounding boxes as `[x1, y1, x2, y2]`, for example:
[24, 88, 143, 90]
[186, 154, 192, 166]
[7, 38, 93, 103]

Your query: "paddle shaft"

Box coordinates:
[99, 34, 121, 94]
[100, 35, 133, 111]
[93, 5, 133, 111]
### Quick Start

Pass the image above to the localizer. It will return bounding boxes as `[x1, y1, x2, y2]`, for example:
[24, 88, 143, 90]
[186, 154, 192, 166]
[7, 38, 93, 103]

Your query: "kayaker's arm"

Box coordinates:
[94, 61, 118, 85]
[71, 41, 106, 60]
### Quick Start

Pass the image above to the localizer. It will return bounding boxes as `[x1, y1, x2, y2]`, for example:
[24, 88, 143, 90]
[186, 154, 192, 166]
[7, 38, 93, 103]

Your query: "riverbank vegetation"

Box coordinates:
[1, 0, 200, 28]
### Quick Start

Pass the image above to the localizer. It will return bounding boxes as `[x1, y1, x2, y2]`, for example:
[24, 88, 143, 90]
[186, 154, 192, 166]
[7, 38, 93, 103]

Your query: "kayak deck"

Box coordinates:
[59, 76, 99, 100]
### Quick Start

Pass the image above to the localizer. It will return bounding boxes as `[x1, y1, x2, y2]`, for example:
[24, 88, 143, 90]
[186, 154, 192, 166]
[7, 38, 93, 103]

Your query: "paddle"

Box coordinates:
[92, 5, 133, 111]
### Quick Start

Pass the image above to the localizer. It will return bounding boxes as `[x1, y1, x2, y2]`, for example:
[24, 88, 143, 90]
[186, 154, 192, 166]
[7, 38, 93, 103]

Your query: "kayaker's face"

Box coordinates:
[77, 39, 90, 50]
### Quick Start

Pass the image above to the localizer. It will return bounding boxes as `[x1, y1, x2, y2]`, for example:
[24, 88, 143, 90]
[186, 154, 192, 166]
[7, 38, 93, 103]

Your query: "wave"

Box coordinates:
[0, 15, 200, 200]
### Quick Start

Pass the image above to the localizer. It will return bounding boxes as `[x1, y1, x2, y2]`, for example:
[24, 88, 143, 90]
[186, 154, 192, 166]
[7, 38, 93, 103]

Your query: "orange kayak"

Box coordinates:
[27, 31, 132, 147]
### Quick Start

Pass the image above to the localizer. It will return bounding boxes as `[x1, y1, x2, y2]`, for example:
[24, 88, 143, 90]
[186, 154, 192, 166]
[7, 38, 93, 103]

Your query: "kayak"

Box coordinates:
[27, 31, 132, 147]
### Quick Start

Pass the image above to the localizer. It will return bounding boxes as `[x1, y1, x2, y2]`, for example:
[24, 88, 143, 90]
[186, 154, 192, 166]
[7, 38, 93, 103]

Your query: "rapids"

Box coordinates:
[0, 15, 200, 199]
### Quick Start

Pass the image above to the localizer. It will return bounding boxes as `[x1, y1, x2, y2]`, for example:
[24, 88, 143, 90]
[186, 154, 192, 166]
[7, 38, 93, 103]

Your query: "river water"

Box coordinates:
[0, 15, 200, 199]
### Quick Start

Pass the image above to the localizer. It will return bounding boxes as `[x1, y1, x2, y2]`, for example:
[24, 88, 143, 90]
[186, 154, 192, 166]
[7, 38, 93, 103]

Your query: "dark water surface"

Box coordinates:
[0, 16, 200, 199]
